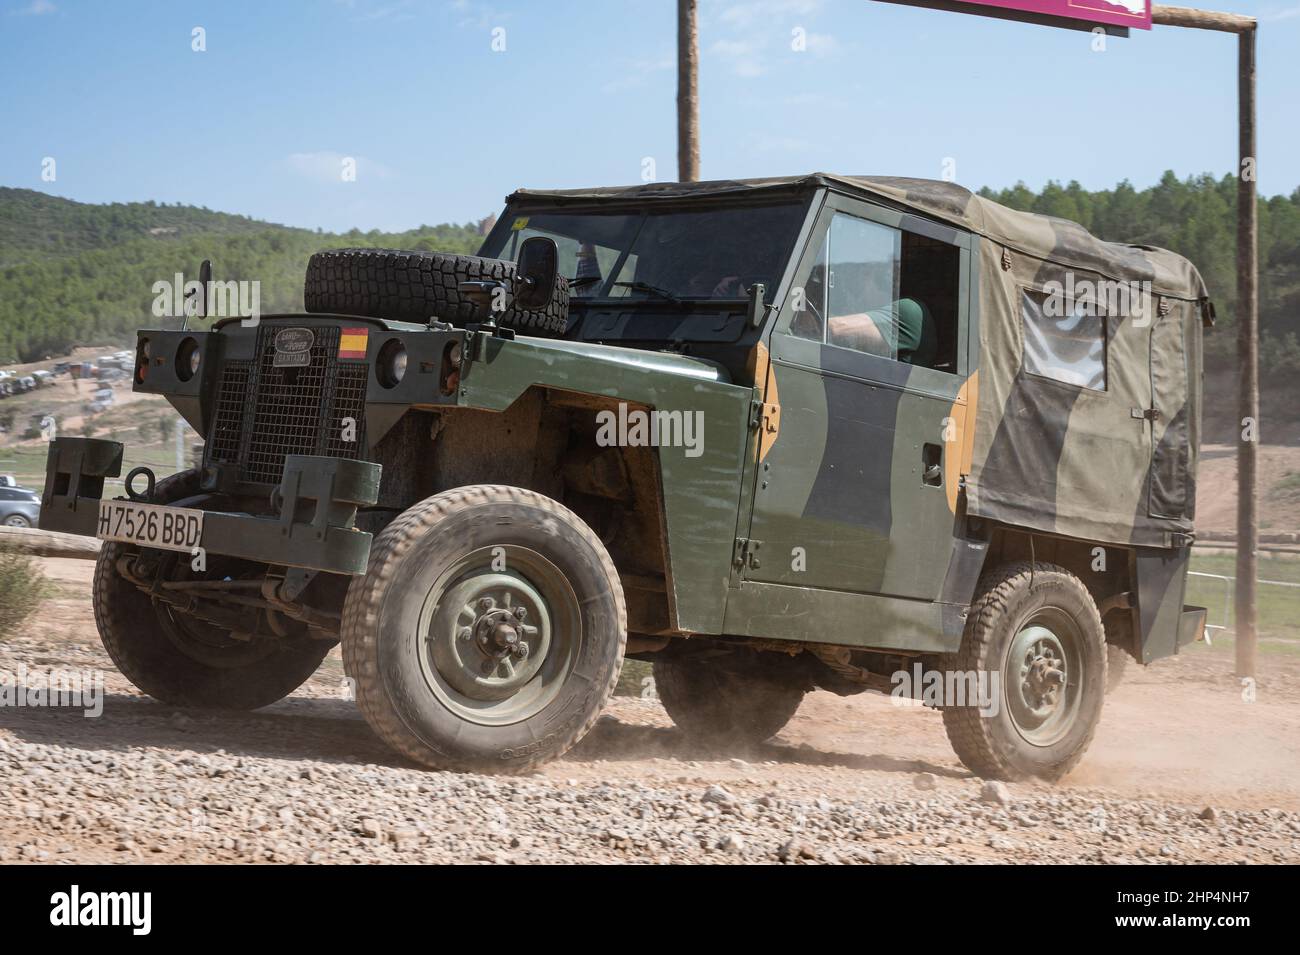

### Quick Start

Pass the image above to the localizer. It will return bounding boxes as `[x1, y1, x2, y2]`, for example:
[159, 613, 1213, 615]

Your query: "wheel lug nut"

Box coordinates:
[478, 597, 494, 611]
[458, 627, 472, 641]
[514, 606, 527, 620]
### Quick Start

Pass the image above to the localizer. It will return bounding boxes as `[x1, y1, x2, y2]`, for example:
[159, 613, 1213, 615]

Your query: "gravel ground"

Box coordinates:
[2, 558, 1298, 865]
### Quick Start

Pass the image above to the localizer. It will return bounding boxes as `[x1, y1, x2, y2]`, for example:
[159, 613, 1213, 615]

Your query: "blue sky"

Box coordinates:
[2, 0, 1297, 232]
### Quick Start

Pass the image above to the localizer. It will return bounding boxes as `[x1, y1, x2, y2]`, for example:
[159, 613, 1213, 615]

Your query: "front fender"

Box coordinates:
[458, 334, 751, 635]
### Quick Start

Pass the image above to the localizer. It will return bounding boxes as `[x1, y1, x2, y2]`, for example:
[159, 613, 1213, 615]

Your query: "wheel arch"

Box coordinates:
[368, 389, 677, 638]
[977, 524, 1139, 661]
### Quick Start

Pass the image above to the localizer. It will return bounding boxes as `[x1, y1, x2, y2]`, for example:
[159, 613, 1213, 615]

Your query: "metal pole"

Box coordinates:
[1151, 6, 1258, 679]
[677, 0, 700, 182]
[1235, 26, 1258, 680]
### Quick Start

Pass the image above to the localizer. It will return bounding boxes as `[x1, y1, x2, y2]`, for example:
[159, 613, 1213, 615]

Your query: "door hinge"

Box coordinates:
[733, 537, 762, 569]
[1130, 407, 1161, 422]
[749, 399, 780, 434]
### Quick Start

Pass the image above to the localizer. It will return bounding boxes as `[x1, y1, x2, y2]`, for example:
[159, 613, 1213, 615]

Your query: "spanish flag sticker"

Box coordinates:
[339, 327, 368, 360]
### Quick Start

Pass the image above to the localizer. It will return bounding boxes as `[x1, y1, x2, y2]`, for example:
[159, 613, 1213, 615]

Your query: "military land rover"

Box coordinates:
[41, 175, 1212, 780]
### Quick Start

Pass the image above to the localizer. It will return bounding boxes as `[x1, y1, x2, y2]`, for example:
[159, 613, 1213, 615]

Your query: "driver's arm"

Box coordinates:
[828, 311, 890, 356]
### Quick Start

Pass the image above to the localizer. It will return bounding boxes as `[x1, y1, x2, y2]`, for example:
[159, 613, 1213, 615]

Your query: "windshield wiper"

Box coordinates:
[612, 281, 683, 304]
[567, 275, 604, 289]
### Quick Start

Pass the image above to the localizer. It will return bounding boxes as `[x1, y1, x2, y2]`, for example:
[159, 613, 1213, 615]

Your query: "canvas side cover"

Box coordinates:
[965, 237, 1204, 548]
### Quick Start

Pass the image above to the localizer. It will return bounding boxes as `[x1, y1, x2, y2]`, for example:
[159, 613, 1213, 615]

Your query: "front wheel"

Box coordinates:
[341, 485, 626, 774]
[94, 470, 331, 710]
[941, 561, 1106, 782]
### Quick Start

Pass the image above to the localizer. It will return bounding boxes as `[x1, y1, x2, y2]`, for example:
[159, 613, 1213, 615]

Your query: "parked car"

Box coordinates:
[32, 370, 53, 387]
[0, 485, 41, 527]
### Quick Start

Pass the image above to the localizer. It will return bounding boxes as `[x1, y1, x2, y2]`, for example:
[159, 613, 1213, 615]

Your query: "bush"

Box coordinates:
[0, 547, 47, 638]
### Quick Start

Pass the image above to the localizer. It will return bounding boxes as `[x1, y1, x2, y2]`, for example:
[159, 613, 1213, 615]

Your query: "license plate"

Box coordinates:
[97, 500, 204, 553]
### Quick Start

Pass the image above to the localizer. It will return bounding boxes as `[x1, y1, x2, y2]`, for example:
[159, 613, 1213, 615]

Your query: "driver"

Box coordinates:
[828, 297, 937, 367]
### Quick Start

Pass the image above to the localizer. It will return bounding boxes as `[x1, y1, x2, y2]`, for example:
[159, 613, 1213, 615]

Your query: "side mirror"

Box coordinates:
[514, 236, 558, 310]
[746, 282, 768, 328]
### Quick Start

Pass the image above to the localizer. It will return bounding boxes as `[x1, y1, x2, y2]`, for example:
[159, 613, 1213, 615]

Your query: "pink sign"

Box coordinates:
[958, 0, 1151, 30]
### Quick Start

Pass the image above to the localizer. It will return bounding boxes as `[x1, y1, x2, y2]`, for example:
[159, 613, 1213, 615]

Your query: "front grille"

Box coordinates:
[206, 325, 369, 485]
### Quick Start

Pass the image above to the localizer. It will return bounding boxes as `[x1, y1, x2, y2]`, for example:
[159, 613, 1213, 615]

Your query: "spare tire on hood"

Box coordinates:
[303, 248, 569, 335]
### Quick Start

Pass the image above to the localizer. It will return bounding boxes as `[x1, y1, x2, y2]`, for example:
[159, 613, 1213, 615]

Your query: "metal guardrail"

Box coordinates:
[1187, 570, 1300, 643]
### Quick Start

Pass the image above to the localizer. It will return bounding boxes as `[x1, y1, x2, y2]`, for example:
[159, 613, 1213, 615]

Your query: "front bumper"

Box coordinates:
[40, 438, 381, 575]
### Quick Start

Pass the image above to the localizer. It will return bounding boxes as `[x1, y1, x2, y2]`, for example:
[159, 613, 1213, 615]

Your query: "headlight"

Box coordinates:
[378, 339, 407, 388]
[176, 337, 201, 382]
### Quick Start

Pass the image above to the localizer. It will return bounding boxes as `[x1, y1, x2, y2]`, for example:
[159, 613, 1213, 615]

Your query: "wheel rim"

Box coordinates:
[1005, 611, 1084, 747]
[417, 545, 580, 726]
[4, 515, 29, 527]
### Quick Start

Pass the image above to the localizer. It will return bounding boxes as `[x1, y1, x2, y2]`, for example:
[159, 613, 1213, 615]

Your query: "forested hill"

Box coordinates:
[979, 172, 1300, 381]
[0, 187, 484, 363]
[1, 174, 1297, 380]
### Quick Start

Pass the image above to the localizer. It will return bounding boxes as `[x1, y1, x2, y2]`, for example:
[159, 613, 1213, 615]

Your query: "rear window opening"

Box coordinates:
[1021, 288, 1108, 391]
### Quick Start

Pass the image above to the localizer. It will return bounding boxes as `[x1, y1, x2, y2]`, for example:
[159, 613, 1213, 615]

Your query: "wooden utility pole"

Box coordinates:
[1151, 6, 1258, 678]
[677, 0, 700, 182]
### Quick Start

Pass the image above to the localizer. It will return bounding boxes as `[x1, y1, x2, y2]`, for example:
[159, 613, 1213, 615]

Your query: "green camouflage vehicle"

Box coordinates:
[40, 175, 1212, 780]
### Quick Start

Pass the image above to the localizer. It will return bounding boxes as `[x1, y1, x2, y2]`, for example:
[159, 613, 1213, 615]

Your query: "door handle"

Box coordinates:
[922, 443, 943, 486]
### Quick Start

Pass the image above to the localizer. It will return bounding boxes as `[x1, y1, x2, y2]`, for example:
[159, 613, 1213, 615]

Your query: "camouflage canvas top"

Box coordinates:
[510, 174, 1208, 302]
[512, 174, 1207, 549]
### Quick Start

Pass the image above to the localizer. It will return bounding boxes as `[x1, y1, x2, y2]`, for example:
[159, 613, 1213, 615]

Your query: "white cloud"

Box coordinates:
[334, 0, 418, 23]
[601, 52, 675, 93]
[12, 0, 57, 15]
[449, 0, 512, 30]
[803, 31, 838, 57]
[284, 152, 392, 184]
[716, 0, 822, 29]
[704, 0, 837, 77]
[1260, 4, 1300, 21]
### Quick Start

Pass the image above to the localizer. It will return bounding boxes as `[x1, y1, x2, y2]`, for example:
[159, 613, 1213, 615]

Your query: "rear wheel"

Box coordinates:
[94, 470, 331, 710]
[653, 651, 808, 749]
[942, 561, 1106, 781]
[341, 485, 625, 774]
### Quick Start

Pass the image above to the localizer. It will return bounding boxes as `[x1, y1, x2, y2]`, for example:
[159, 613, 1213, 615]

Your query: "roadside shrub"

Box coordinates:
[0, 547, 47, 638]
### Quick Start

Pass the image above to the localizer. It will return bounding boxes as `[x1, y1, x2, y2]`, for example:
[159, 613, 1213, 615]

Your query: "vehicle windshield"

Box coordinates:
[481, 202, 805, 305]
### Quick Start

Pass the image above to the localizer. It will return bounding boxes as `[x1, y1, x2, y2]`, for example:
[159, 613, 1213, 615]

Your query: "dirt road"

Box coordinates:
[1, 558, 1297, 864]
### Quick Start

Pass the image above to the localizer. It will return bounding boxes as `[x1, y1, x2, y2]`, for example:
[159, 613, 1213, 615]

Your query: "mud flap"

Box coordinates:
[1134, 544, 1192, 663]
